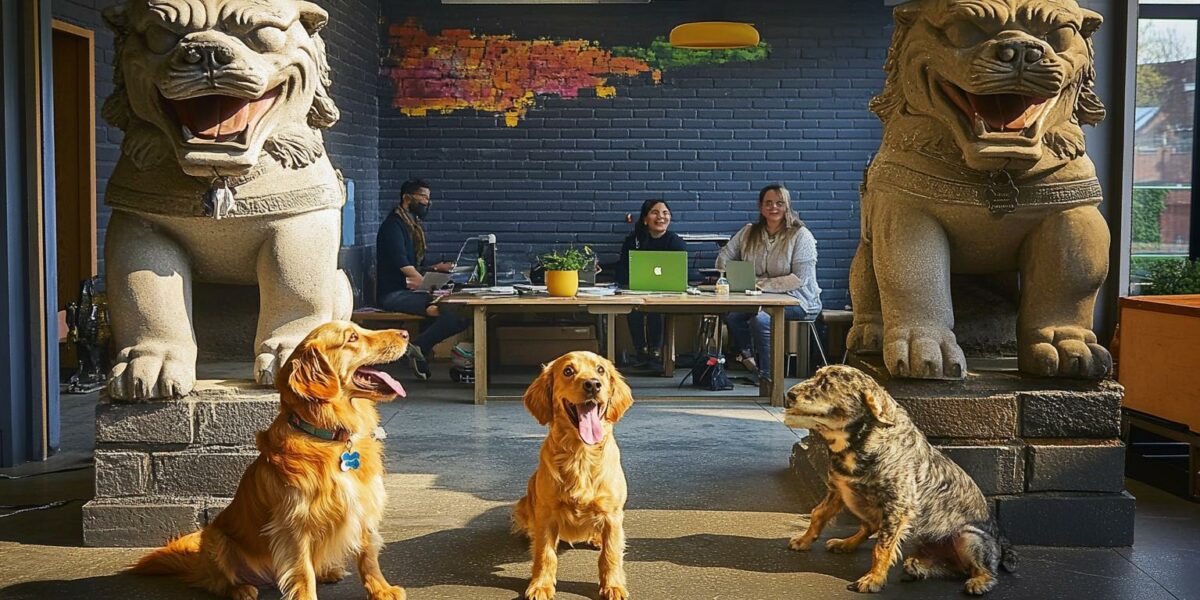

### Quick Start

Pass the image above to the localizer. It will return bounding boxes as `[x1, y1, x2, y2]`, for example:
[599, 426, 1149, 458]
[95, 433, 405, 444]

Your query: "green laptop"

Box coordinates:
[628, 250, 688, 292]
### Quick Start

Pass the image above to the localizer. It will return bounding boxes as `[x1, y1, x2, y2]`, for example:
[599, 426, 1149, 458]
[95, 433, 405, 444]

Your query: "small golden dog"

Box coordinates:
[513, 351, 635, 600]
[784, 366, 1016, 595]
[130, 321, 411, 600]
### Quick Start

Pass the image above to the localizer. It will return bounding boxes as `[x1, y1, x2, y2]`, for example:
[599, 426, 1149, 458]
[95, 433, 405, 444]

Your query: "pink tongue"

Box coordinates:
[356, 367, 406, 397]
[578, 402, 604, 445]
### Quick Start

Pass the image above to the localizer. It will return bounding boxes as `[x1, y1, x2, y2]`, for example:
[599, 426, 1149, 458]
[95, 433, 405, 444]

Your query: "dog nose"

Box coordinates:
[583, 378, 602, 395]
[398, 330, 410, 340]
[996, 40, 1043, 66]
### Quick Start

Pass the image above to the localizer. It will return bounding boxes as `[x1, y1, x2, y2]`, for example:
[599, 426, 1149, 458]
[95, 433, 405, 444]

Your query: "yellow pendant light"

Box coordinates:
[669, 21, 760, 49]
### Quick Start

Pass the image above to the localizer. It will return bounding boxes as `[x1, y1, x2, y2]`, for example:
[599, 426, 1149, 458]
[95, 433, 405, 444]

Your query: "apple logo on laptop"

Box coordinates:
[653, 267, 663, 276]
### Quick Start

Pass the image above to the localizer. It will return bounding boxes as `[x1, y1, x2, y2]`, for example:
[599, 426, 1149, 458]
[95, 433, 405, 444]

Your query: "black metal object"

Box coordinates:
[1123, 408, 1200, 502]
[64, 277, 109, 394]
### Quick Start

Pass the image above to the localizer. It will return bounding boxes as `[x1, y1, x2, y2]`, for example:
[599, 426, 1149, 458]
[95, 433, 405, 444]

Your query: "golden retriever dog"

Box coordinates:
[130, 321, 410, 600]
[784, 366, 1016, 595]
[513, 351, 635, 600]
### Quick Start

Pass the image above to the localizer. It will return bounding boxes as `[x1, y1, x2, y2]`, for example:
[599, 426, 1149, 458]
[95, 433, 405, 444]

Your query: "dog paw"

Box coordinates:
[524, 582, 555, 600]
[825, 537, 860, 554]
[964, 575, 996, 595]
[902, 557, 929, 580]
[847, 574, 886, 593]
[108, 344, 195, 400]
[884, 326, 966, 379]
[848, 320, 883, 354]
[317, 565, 347, 583]
[1019, 327, 1111, 378]
[367, 584, 407, 600]
[599, 584, 629, 600]
[232, 584, 258, 600]
[254, 341, 296, 386]
[788, 535, 814, 551]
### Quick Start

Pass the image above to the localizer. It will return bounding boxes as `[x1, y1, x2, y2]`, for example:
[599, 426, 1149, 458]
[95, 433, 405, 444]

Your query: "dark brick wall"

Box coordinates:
[318, 0, 381, 246]
[50, 0, 381, 270]
[377, 0, 892, 308]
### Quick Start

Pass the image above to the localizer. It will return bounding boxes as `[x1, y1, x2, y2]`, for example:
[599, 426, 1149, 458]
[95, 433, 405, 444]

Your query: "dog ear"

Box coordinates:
[605, 366, 634, 424]
[280, 343, 340, 403]
[863, 389, 896, 427]
[523, 364, 554, 426]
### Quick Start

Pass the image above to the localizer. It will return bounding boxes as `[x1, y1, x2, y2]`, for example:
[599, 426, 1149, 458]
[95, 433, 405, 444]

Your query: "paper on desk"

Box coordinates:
[460, 286, 517, 295]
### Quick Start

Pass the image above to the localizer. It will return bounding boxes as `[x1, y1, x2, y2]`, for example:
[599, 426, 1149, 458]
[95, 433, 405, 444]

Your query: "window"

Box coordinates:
[1130, 7, 1199, 291]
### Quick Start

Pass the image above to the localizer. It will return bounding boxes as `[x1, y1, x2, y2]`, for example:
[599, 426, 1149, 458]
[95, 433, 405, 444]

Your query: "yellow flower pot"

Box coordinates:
[545, 270, 579, 297]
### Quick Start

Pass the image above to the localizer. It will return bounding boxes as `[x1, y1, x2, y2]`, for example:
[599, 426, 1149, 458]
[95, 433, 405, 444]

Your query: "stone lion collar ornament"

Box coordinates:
[848, 0, 1112, 379]
[102, 0, 351, 399]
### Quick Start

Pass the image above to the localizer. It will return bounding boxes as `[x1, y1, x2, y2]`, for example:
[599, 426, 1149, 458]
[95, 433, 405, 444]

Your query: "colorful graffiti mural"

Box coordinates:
[384, 19, 769, 126]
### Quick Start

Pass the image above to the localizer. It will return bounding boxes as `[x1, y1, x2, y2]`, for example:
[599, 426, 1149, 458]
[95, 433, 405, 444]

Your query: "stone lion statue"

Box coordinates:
[101, 0, 351, 399]
[848, 0, 1111, 379]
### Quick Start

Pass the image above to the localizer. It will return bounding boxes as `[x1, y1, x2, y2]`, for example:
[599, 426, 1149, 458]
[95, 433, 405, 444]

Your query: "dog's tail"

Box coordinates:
[128, 530, 203, 576]
[999, 535, 1018, 573]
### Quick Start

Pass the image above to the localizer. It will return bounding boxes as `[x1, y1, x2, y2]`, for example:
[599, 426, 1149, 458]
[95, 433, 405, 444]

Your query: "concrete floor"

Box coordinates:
[1, 367, 1199, 600]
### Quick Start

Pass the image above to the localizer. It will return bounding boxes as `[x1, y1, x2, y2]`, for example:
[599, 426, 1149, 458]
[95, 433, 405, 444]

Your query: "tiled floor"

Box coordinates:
[1, 368, 1198, 600]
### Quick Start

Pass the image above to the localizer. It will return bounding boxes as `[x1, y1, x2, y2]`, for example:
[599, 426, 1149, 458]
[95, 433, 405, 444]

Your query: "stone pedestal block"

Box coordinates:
[84, 367, 276, 547]
[787, 357, 1135, 547]
[996, 492, 1136, 546]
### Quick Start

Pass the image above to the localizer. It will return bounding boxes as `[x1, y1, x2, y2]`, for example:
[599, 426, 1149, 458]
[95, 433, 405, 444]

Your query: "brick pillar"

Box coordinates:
[83, 379, 276, 547]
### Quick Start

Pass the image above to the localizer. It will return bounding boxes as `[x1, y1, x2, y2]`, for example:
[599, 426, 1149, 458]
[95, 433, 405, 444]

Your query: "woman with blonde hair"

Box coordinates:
[717, 184, 822, 381]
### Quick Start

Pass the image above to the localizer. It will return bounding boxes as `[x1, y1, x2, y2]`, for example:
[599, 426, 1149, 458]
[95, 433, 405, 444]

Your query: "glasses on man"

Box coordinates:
[407, 192, 431, 203]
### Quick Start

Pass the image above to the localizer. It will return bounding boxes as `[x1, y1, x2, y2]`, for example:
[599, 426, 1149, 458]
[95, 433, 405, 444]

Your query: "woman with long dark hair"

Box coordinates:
[717, 184, 822, 381]
[616, 199, 687, 367]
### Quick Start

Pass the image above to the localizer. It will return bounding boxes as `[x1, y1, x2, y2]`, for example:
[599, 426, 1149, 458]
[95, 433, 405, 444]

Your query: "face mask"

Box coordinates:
[409, 202, 429, 220]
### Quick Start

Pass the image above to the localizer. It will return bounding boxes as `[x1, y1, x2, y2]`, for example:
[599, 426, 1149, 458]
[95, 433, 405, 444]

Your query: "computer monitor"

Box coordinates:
[628, 250, 688, 292]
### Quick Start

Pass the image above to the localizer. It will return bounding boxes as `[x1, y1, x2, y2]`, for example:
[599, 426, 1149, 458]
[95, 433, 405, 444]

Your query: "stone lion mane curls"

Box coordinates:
[99, 1, 340, 170]
[868, 0, 1105, 160]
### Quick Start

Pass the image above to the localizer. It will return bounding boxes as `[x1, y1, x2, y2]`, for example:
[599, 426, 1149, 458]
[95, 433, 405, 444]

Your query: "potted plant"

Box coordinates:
[539, 246, 594, 297]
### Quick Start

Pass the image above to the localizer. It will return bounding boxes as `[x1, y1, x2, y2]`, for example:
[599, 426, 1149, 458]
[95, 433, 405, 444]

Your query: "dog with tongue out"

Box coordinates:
[513, 351, 635, 600]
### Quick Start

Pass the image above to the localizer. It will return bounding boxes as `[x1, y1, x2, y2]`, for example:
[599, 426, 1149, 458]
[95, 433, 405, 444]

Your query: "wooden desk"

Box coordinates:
[439, 292, 799, 407]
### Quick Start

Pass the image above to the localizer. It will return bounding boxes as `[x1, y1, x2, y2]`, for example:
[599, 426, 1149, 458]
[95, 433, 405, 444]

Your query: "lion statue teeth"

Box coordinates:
[101, 0, 352, 400]
[848, 0, 1112, 380]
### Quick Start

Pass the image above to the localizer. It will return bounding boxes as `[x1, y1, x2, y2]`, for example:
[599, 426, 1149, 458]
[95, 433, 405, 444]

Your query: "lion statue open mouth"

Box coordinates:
[848, 0, 1112, 380]
[101, 0, 352, 400]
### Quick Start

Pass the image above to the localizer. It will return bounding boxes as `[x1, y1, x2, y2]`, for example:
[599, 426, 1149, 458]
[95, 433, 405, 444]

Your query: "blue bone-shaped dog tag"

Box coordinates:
[340, 451, 361, 472]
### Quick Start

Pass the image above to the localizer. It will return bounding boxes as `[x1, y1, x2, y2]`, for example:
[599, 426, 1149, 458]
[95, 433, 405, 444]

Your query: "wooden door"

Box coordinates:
[51, 20, 95, 311]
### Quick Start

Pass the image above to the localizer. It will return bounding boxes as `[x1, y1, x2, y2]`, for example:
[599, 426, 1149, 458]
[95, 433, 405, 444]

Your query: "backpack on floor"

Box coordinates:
[678, 353, 734, 392]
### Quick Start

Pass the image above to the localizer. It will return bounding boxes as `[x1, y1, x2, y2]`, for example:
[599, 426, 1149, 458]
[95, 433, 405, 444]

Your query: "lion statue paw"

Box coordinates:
[108, 344, 196, 400]
[255, 342, 298, 386]
[884, 326, 966, 379]
[847, 319, 884, 354]
[1019, 327, 1112, 378]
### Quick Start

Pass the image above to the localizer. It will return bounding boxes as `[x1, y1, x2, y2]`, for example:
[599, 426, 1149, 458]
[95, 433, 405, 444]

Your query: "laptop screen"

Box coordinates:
[628, 250, 688, 292]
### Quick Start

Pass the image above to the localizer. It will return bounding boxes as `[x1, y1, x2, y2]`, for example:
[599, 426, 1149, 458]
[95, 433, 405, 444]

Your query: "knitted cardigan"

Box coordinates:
[716, 223, 822, 314]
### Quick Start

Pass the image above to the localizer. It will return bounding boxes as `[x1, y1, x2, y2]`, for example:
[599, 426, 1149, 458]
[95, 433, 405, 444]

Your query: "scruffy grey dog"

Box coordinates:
[784, 365, 1017, 594]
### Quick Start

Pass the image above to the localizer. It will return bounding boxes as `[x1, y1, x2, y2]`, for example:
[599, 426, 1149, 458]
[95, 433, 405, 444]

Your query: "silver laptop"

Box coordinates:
[725, 260, 756, 292]
[417, 271, 452, 291]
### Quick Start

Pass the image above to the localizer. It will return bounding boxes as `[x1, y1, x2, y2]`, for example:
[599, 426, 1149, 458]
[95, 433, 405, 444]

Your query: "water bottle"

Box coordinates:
[715, 270, 730, 296]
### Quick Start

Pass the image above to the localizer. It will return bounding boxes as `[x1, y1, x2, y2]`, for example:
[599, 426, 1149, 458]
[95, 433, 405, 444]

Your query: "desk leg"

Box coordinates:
[770, 306, 785, 407]
[473, 306, 487, 405]
[663, 315, 676, 377]
[605, 315, 616, 363]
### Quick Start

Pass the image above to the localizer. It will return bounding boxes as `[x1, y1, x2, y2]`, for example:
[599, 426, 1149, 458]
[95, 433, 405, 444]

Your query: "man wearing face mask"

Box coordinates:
[376, 179, 464, 380]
